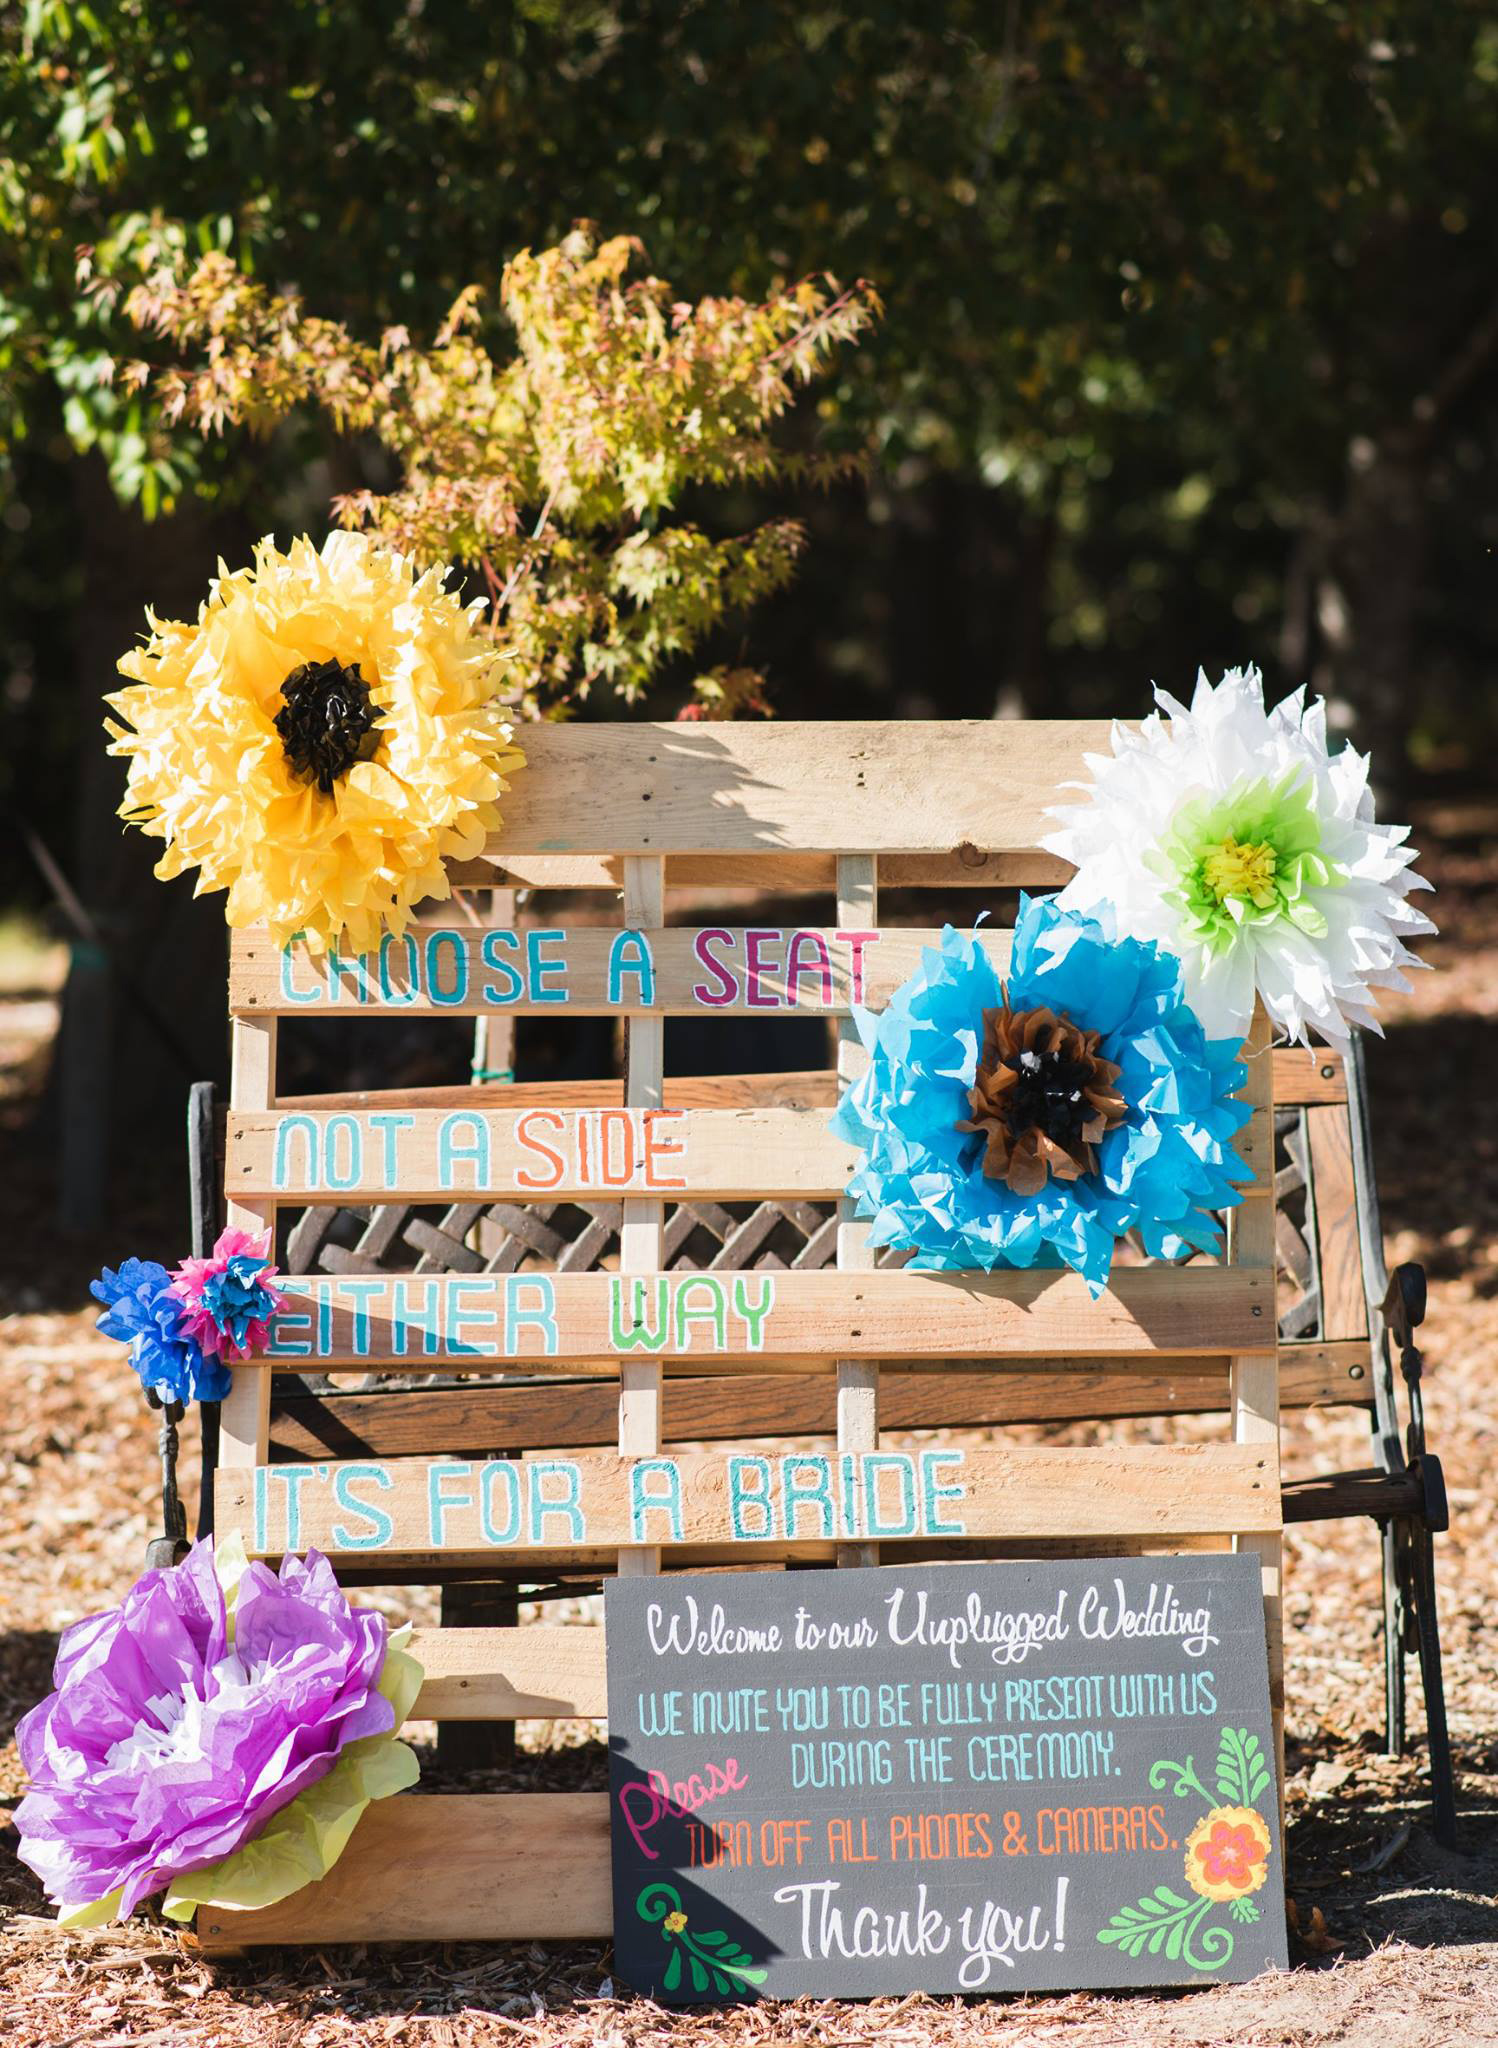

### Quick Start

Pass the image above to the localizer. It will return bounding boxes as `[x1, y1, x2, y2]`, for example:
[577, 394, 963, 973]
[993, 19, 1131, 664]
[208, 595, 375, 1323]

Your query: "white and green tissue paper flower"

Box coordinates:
[1042, 666, 1435, 1046]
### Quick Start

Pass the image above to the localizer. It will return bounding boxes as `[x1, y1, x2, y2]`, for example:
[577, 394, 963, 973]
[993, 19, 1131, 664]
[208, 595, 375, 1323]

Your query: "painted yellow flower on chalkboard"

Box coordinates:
[107, 532, 525, 953]
[1183, 1806, 1273, 1903]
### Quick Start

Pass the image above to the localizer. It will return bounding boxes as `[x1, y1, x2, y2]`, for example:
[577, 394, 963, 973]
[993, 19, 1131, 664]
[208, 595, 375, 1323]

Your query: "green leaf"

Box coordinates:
[661, 1946, 682, 1995]
[1096, 1885, 1196, 1958]
[1215, 1727, 1271, 1807]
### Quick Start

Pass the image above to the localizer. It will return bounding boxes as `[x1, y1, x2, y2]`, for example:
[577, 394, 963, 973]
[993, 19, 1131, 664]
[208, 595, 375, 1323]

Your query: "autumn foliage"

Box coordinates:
[110, 229, 879, 718]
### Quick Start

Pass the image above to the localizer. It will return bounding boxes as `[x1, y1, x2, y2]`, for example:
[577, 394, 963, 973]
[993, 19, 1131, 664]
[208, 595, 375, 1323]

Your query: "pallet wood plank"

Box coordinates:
[217, 1016, 276, 1472]
[230, 925, 1011, 1018]
[275, 1071, 841, 1115]
[322, 1532, 1243, 1585]
[1273, 1047, 1348, 1106]
[275, 1061, 1321, 1120]
[477, 720, 1115, 856]
[409, 1626, 606, 1719]
[228, 1099, 1267, 1203]
[265, 1342, 1374, 1462]
[217, 1440, 1279, 1565]
[836, 854, 880, 1568]
[250, 1264, 1275, 1369]
[618, 855, 666, 1578]
[195, 1794, 612, 1949]
[227, 1105, 859, 1203]
[1306, 1102, 1367, 1341]
[1227, 1008, 1284, 1818]
[450, 850, 1076, 890]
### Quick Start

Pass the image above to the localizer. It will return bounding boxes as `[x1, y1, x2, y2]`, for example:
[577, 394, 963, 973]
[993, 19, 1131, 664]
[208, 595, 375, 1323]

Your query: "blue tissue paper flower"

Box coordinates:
[90, 1258, 231, 1406]
[831, 894, 1253, 1296]
[201, 1257, 273, 1345]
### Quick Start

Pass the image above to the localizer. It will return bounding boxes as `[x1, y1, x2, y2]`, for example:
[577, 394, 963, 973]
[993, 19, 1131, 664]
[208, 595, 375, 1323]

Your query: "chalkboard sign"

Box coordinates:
[605, 1556, 1287, 1999]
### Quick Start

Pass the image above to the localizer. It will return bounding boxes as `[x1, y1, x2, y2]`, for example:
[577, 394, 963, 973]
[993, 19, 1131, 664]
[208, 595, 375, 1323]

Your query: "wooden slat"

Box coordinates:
[836, 853, 880, 1568]
[194, 1794, 612, 1949]
[617, 855, 666, 1578]
[275, 1071, 841, 1114]
[265, 1343, 1376, 1463]
[218, 1441, 1279, 1565]
[270, 1064, 831, 1114]
[230, 925, 1008, 1018]
[476, 720, 1114, 856]
[237, 939, 1350, 1061]
[1227, 1008, 1284, 1821]
[450, 850, 1076, 890]
[217, 1017, 276, 1472]
[226, 1106, 860, 1203]
[319, 1532, 1242, 1583]
[1306, 1102, 1367, 1341]
[254, 1265, 1275, 1370]
[1272, 1047, 1348, 1106]
[261, 1072, 1268, 1186]
[229, 1098, 1266, 1203]
[289, 1060, 1332, 1113]
[469, 884, 516, 1092]
[409, 1626, 606, 1719]
[1281, 1468, 1424, 1525]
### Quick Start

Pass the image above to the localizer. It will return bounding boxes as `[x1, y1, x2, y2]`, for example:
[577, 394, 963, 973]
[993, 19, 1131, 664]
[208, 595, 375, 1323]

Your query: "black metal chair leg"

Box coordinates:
[1409, 1523, 1458, 1848]
[1381, 1516, 1407, 1758]
[188, 1078, 222, 1543]
[198, 1400, 220, 1540]
[144, 1397, 190, 1572]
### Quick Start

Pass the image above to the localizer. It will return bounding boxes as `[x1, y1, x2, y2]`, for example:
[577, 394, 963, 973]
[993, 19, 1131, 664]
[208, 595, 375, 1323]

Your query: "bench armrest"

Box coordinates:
[1382, 1260, 1427, 1344]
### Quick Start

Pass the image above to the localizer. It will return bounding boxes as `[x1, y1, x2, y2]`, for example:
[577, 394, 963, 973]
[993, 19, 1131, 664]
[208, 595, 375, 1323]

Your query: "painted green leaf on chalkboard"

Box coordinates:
[1095, 1887, 1229, 1969]
[1095, 1885, 1191, 1956]
[637, 1882, 769, 1998]
[1215, 1727, 1271, 1808]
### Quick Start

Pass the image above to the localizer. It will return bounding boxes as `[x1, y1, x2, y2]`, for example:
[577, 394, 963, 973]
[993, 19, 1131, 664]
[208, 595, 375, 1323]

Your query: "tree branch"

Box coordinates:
[1416, 292, 1498, 431]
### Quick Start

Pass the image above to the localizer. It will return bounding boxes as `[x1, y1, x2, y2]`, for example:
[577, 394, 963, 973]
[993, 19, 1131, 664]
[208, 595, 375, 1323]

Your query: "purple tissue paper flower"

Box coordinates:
[15, 1540, 391, 1918]
[90, 1258, 231, 1406]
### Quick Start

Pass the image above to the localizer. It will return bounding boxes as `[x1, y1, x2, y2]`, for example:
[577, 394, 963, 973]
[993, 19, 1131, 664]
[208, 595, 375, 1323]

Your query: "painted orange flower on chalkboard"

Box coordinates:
[1184, 1806, 1272, 1902]
[107, 532, 525, 954]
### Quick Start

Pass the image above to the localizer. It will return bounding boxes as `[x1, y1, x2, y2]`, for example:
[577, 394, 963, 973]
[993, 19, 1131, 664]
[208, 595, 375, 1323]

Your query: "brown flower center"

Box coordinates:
[274, 659, 378, 793]
[957, 999, 1127, 1196]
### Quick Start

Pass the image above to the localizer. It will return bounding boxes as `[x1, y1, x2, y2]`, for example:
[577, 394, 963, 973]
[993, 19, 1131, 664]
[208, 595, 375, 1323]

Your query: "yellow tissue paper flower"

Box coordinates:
[107, 531, 525, 953]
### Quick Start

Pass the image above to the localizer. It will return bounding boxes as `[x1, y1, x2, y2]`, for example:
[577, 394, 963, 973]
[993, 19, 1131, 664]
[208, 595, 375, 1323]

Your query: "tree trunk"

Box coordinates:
[50, 457, 241, 1230]
[1316, 425, 1428, 795]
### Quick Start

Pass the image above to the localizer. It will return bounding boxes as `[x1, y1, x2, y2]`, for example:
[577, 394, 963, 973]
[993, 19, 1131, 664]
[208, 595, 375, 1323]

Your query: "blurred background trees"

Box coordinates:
[4, 0, 1497, 1195]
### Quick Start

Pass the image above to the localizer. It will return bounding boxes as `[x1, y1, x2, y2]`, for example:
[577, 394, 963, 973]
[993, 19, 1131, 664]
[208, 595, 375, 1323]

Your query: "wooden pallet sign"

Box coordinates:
[221, 1443, 1278, 1565]
[226, 1101, 1268, 1202]
[203, 720, 1283, 1963]
[230, 924, 1008, 1016]
[211, 1267, 1271, 1370]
